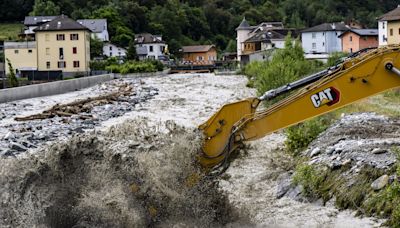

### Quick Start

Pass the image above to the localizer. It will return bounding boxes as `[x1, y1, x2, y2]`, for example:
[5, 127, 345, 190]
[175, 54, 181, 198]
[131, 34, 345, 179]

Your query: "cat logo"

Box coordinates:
[310, 87, 340, 108]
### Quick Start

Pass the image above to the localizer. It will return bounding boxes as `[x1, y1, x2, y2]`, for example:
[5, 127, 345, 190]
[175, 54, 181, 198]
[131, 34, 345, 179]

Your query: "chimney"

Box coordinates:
[332, 23, 336, 30]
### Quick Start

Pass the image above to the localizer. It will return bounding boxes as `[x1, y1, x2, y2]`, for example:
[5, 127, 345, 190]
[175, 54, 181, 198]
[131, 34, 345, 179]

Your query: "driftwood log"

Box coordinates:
[15, 84, 134, 121]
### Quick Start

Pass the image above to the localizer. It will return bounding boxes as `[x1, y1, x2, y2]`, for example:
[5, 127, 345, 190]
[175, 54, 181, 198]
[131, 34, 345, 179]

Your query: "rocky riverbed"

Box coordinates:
[0, 73, 389, 227]
[0, 78, 159, 157]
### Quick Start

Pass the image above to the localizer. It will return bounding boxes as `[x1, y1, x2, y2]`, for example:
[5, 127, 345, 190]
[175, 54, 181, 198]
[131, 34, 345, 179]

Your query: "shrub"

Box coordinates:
[285, 114, 334, 156]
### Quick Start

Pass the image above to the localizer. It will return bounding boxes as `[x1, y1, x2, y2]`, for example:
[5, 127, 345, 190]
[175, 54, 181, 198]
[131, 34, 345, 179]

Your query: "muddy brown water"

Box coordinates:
[0, 119, 249, 228]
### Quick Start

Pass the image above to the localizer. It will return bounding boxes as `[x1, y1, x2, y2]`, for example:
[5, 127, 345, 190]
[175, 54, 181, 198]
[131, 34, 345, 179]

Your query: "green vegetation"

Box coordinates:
[6, 59, 18, 87]
[105, 60, 164, 74]
[285, 114, 334, 156]
[326, 52, 348, 67]
[0, 23, 24, 41]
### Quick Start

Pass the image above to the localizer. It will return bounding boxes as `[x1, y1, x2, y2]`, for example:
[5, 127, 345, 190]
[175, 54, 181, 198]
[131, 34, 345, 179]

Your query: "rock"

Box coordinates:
[276, 173, 293, 198]
[10, 142, 28, 152]
[372, 148, 387, 154]
[342, 159, 352, 166]
[329, 161, 342, 170]
[310, 147, 321, 157]
[285, 185, 304, 201]
[3, 132, 14, 140]
[371, 175, 389, 190]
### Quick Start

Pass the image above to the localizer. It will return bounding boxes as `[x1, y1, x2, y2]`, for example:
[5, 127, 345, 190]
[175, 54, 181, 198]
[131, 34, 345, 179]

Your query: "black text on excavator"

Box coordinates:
[199, 45, 400, 172]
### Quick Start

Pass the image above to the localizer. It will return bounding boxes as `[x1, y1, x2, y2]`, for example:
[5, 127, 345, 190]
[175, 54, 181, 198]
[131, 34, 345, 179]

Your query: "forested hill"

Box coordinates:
[1, 0, 399, 52]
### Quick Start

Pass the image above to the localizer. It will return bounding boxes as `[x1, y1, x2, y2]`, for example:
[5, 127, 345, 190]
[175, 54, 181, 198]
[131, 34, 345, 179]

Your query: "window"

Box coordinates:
[58, 61, 66, 68]
[46, 48, 50, 55]
[14, 50, 19, 54]
[398, 28, 400, 35]
[56, 34, 65, 41]
[382, 22, 385, 29]
[70, 34, 79, 40]
[363, 37, 367, 41]
[118, 52, 121, 56]
[322, 32, 325, 36]
[390, 28, 393, 36]
[109, 46, 112, 51]
[73, 47, 77, 54]
[149, 45, 153, 52]
[59, 48, 64, 59]
[312, 33, 316, 38]
[350, 48, 353, 53]
[197, 56, 204, 61]
[322, 42, 325, 46]
[46, 61, 50, 69]
[45, 34, 50, 41]
[350, 36, 352, 42]
[28, 49, 32, 53]
[312, 43, 316, 49]
[109, 52, 112, 57]
[73, 61, 80, 68]
[383, 35, 387, 42]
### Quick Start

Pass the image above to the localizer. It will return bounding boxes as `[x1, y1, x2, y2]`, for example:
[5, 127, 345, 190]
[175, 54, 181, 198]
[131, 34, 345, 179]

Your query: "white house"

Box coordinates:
[134, 33, 167, 60]
[77, 19, 109, 41]
[103, 43, 126, 59]
[301, 22, 349, 61]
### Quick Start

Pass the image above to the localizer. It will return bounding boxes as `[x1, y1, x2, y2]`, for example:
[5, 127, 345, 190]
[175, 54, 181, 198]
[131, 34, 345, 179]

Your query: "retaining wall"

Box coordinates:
[0, 74, 114, 103]
[0, 69, 171, 104]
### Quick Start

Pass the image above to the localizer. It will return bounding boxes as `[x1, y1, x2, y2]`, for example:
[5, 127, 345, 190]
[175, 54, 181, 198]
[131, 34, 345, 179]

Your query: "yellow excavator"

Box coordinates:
[198, 45, 400, 172]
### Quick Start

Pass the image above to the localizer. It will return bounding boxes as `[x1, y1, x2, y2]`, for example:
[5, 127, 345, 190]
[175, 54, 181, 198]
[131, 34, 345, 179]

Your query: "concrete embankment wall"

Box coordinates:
[0, 69, 170, 104]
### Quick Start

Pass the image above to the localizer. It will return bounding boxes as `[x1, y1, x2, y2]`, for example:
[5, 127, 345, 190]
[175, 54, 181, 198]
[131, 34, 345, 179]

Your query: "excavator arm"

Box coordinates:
[199, 45, 400, 170]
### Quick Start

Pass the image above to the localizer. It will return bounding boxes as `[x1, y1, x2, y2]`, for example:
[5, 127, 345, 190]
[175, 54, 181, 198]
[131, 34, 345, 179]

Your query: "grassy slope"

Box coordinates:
[0, 23, 23, 41]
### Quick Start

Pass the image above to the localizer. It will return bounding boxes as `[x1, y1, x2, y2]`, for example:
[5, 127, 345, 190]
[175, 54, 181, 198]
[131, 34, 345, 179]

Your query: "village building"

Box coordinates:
[77, 19, 109, 42]
[339, 29, 378, 53]
[378, 6, 400, 46]
[103, 43, 127, 59]
[5, 15, 91, 77]
[134, 33, 167, 60]
[301, 22, 349, 62]
[181, 45, 217, 65]
[236, 18, 296, 65]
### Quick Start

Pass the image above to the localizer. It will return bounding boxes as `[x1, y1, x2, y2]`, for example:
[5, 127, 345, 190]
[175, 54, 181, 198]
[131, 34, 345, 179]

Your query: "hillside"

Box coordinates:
[1, 0, 399, 52]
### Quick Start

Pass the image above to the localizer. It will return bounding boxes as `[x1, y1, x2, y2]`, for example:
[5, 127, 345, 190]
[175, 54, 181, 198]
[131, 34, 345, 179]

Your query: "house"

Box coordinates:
[22, 16, 57, 39]
[134, 33, 167, 60]
[339, 29, 378, 53]
[378, 6, 400, 46]
[77, 19, 109, 42]
[34, 15, 91, 76]
[301, 22, 349, 61]
[236, 18, 296, 65]
[181, 45, 217, 65]
[6, 15, 91, 77]
[4, 41, 37, 74]
[103, 43, 126, 59]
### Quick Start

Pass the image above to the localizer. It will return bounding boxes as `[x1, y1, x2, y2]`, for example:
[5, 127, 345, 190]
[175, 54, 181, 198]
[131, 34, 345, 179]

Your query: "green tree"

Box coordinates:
[30, 0, 60, 16]
[126, 41, 138, 61]
[90, 37, 103, 59]
[6, 59, 18, 88]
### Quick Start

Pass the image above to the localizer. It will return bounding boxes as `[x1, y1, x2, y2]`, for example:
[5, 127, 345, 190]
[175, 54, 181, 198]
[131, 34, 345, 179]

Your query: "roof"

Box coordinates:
[236, 18, 251, 30]
[379, 6, 400, 21]
[301, 22, 349, 33]
[77, 19, 107, 33]
[34, 15, 89, 32]
[134, 33, 164, 44]
[245, 29, 298, 43]
[338, 29, 378, 37]
[182, 45, 215, 53]
[24, 16, 57, 26]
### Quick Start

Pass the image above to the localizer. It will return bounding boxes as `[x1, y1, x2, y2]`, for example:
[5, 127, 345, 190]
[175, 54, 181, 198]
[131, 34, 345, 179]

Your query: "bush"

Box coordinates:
[327, 52, 347, 67]
[105, 64, 121, 73]
[292, 164, 325, 198]
[285, 114, 334, 156]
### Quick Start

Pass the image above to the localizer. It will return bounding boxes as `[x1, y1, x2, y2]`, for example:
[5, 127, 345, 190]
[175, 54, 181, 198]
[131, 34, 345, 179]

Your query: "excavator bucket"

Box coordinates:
[198, 97, 260, 168]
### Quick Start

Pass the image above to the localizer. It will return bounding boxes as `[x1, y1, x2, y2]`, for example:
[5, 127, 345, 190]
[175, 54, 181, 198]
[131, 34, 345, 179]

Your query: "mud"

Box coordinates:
[0, 118, 246, 228]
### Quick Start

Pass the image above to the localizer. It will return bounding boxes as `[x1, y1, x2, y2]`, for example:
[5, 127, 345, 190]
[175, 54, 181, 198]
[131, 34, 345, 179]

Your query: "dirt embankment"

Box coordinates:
[0, 118, 248, 227]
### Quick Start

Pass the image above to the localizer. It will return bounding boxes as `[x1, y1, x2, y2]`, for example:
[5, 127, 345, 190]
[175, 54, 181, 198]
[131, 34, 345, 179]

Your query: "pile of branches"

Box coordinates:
[15, 84, 134, 122]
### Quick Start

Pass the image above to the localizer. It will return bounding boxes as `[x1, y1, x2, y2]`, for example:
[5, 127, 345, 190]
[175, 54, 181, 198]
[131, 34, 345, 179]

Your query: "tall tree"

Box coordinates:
[30, 0, 60, 16]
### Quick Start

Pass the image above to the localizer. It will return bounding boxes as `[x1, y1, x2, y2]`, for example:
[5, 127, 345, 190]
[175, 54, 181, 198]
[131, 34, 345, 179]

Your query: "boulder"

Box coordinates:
[371, 175, 389, 190]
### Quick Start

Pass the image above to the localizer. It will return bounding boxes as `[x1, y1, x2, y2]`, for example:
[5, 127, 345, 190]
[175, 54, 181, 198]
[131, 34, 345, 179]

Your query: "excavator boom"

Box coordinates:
[199, 45, 400, 169]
